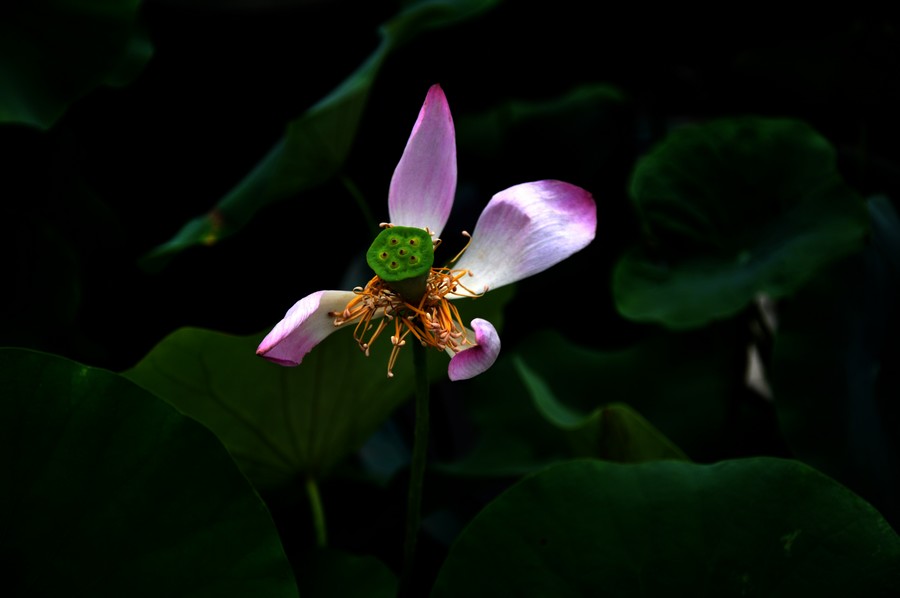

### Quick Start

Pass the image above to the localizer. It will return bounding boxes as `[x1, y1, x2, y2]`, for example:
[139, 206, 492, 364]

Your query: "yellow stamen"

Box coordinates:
[446, 231, 473, 266]
[328, 265, 485, 378]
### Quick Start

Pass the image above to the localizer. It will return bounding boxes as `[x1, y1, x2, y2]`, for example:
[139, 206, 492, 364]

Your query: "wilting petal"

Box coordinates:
[388, 84, 456, 237]
[256, 290, 358, 366]
[452, 180, 596, 294]
[447, 318, 501, 381]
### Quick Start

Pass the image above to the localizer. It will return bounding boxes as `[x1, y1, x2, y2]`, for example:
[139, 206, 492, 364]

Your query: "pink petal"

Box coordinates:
[256, 290, 358, 366]
[388, 84, 457, 237]
[448, 318, 501, 381]
[451, 180, 596, 294]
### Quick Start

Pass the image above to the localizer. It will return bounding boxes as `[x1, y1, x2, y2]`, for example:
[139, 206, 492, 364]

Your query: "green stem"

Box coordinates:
[399, 342, 430, 598]
[305, 475, 327, 548]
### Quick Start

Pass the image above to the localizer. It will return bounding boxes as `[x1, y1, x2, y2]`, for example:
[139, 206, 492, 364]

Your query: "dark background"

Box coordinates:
[7, 3, 896, 372]
[3, 2, 898, 592]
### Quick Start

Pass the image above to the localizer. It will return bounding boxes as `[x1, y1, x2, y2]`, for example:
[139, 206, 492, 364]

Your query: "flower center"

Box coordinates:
[330, 227, 482, 378]
[366, 226, 434, 282]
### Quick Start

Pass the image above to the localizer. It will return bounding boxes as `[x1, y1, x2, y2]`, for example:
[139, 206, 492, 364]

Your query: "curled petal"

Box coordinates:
[389, 84, 456, 237]
[447, 318, 501, 381]
[256, 290, 358, 366]
[452, 180, 596, 293]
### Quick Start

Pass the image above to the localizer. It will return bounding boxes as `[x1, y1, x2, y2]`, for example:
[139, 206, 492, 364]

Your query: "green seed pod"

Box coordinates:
[366, 226, 434, 282]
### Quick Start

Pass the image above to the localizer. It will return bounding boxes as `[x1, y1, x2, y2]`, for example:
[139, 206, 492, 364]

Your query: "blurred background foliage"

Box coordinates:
[2, 0, 899, 596]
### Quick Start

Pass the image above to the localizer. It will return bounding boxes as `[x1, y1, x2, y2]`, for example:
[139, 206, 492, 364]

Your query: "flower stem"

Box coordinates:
[399, 341, 429, 597]
[305, 475, 327, 548]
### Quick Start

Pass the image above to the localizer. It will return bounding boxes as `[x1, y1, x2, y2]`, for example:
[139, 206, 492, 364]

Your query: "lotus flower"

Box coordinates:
[257, 84, 596, 380]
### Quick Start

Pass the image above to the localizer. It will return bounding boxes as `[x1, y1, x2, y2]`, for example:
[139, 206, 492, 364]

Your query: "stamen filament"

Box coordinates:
[447, 231, 473, 266]
[330, 231, 486, 377]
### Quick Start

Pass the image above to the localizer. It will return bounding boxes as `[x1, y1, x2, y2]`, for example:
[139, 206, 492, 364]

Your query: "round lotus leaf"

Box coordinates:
[434, 458, 900, 597]
[613, 117, 868, 329]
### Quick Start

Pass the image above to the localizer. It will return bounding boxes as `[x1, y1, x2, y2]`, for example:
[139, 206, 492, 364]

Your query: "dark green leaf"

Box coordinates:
[433, 458, 900, 597]
[125, 326, 425, 489]
[613, 117, 869, 329]
[440, 324, 739, 476]
[514, 356, 688, 462]
[435, 354, 575, 478]
[0, 348, 298, 597]
[140, 0, 500, 270]
[124, 284, 513, 489]
[0, 0, 152, 129]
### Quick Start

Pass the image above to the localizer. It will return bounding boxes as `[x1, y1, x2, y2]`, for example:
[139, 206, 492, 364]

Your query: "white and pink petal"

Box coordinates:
[256, 290, 358, 366]
[447, 318, 501, 381]
[451, 180, 596, 294]
[388, 84, 457, 237]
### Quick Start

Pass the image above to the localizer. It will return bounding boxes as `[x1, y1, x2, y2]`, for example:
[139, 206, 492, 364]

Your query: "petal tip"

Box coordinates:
[253, 290, 352, 369]
[257, 352, 300, 367]
[448, 318, 501, 381]
[388, 83, 457, 236]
